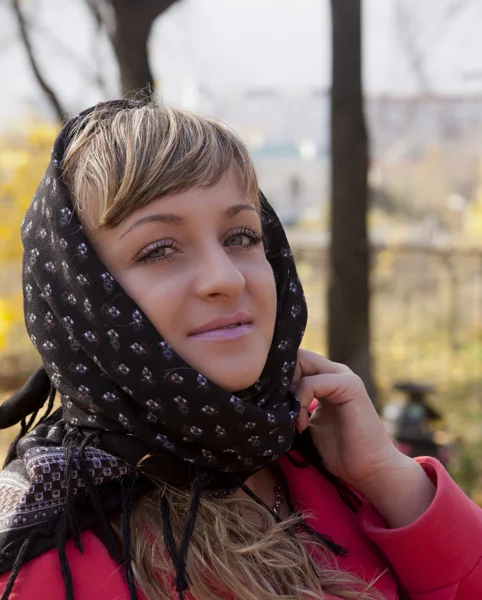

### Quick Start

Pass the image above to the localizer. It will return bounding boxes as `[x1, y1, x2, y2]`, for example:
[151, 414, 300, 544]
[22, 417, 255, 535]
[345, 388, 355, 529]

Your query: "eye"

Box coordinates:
[224, 227, 263, 249]
[134, 241, 177, 263]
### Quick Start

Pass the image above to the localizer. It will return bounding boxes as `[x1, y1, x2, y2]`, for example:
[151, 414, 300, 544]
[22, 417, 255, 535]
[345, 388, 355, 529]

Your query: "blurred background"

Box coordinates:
[1, 0, 482, 501]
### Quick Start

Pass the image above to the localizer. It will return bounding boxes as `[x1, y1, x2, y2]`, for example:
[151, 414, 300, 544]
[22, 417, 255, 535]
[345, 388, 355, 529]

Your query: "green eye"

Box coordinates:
[148, 247, 171, 258]
[134, 241, 177, 263]
[225, 233, 248, 246]
[224, 227, 263, 249]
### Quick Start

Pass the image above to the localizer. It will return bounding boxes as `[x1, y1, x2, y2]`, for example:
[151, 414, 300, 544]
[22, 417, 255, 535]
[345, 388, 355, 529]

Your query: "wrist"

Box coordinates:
[357, 454, 436, 528]
[356, 451, 413, 498]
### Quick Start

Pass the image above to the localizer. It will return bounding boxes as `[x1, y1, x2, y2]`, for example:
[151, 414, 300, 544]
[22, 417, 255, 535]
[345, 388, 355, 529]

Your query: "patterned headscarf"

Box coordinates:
[0, 101, 313, 599]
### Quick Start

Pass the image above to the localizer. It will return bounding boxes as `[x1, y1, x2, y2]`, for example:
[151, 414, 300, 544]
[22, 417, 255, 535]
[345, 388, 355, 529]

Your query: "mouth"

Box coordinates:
[188, 313, 253, 341]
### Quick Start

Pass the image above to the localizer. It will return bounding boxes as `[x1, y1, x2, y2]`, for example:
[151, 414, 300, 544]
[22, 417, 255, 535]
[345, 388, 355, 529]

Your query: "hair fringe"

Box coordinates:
[61, 100, 259, 230]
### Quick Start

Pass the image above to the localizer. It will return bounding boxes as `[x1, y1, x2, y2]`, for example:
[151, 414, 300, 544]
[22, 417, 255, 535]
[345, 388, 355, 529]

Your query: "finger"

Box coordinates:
[295, 407, 310, 433]
[297, 349, 352, 378]
[295, 372, 366, 408]
[289, 359, 302, 392]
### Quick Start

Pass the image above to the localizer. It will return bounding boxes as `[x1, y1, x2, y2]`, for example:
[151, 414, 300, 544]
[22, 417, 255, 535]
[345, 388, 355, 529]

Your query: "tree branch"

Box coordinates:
[85, 0, 105, 28]
[109, 0, 179, 23]
[32, 18, 109, 97]
[11, 0, 66, 122]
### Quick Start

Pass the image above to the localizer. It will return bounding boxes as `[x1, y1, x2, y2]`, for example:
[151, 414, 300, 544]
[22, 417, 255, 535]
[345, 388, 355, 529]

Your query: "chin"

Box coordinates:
[224, 378, 259, 393]
[202, 363, 264, 393]
[185, 346, 270, 393]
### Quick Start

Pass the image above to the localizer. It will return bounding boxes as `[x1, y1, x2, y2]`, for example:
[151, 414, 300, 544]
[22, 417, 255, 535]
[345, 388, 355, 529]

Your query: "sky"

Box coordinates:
[1, 0, 482, 127]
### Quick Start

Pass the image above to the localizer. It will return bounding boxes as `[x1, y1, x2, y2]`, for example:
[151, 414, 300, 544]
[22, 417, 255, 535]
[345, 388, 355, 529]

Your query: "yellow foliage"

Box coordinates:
[465, 157, 482, 240]
[0, 123, 58, 262]
[0, 121, 58, 348]
[0, 297, 23, 351]
[466, 199, 482, 239]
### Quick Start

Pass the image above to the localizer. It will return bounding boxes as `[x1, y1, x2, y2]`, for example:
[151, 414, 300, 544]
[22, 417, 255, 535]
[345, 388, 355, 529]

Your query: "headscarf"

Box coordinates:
[0, 101, 355, 600]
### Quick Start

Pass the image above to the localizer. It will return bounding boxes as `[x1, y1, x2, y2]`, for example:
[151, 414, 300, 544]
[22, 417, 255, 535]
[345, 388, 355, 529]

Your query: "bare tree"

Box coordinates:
[11, 0, 66, 122]
[395, 0, 474, 95]
[395, 3, 431, 93]
[90, 0, 180, 97]
[328, 0, 377, 405]
[12, 0, 181, 120]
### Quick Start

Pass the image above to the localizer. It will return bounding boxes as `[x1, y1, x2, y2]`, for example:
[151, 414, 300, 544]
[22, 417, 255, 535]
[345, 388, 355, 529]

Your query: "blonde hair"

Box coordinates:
[62, 99, 259, 229]
[62, 100, 383, 600]
[110, 485, 383, 600]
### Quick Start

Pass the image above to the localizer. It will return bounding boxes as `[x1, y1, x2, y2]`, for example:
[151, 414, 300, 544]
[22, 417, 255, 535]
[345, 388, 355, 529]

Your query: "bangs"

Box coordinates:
[61, 102, 259, 229]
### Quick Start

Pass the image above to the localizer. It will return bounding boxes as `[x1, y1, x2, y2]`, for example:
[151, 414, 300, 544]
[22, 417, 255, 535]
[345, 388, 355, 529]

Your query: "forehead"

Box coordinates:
[127, 170, 257, 225]
[83, 166, 259, 236]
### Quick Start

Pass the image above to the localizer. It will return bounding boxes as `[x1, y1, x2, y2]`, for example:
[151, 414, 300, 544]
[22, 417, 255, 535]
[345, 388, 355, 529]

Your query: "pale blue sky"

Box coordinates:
[1, 0, 482, 127]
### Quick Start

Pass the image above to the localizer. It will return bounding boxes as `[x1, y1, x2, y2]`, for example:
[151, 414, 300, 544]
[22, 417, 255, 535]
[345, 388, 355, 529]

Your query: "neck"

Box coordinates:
[235, 464, 289, 518]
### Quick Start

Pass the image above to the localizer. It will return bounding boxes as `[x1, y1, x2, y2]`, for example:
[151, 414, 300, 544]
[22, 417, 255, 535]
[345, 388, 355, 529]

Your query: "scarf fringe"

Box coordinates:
[55, 511, 74, 600]
[289, 430, 363, 514]
[0, 428, 129, 600]
[0, 368, 51, 431]
[2, 369, 56, 469]
[121, 474, 139, 600]
[0, 529, 37, 600]
[240, 480, 349, 558]
[161, 474, 204, 600]
[63, 430, 84, 553]
[77, 433, 122, 564]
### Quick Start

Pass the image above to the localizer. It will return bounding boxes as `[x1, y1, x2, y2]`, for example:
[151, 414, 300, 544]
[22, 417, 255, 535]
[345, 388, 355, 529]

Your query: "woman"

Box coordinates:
[0, 99, 480, 600]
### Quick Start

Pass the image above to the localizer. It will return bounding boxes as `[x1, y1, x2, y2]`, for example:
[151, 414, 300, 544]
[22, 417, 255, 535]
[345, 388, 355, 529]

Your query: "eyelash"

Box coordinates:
[134, 240, 178, 264]
[225, 226, 264, 251]
[134, 226, 264, 264]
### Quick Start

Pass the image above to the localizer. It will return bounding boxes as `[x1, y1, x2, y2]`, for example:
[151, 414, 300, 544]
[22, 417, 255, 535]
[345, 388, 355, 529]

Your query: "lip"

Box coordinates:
[189, 323, 254, 342]
[188, 312, 253, 337]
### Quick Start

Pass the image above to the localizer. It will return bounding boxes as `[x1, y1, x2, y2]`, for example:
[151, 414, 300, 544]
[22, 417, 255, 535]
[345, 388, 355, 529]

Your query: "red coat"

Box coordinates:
[1, 455, 481, 599]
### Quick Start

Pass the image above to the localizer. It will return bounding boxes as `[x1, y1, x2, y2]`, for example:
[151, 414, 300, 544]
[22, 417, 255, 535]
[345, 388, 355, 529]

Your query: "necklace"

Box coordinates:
[272, 485, 284, 516]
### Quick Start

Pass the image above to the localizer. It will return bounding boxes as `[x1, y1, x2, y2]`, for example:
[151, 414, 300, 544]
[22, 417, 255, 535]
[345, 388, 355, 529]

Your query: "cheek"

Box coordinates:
[117, 271, 179, 338]
[251, 262, 277, 331]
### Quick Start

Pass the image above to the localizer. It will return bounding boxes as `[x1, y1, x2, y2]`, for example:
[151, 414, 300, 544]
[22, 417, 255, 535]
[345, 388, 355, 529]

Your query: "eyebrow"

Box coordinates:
[117, 202, 258, 241]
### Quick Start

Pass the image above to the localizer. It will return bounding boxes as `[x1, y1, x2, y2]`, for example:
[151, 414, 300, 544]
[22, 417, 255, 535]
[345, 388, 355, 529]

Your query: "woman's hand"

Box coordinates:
[291, 349, 435, 528]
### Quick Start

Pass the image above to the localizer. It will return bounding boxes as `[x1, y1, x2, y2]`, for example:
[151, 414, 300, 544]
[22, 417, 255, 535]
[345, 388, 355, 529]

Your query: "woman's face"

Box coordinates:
[87, 167, 277, 392]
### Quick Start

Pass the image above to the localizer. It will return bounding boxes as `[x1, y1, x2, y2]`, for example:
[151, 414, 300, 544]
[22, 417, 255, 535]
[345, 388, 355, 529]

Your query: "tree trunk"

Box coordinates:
[328, 0, 377, 406]
[108, 0, 179, 97]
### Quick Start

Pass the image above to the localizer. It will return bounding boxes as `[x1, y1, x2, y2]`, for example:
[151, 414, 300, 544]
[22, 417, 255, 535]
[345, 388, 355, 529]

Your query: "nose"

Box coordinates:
[194, 243, 245, 300]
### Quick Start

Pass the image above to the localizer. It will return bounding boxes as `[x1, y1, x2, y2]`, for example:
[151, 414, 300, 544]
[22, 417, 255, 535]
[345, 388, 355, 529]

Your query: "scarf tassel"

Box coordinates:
[0, 529, 39, 600]
[289, 430, 363, 514]
[2, 368, 56, 469]
[0, 367, 51, 431]
[1, 430, 127, 600]
[77, 433, 122, 564]
[55, 511, 74, 600]
[54, 430, 129, 600]
[160, 475, 204, 600]
[121, 475, 139, 600]
[240, 479, 349, 559]
[61, 430, 129, 600]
